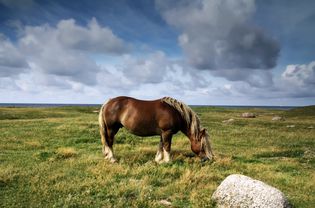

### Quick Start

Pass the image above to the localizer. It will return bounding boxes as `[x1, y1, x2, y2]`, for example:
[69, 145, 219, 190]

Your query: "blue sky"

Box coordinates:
[0, 0, 314, 105]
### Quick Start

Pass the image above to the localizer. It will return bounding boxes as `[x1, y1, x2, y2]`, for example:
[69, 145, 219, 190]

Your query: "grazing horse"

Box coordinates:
[98, 96, 214, 163]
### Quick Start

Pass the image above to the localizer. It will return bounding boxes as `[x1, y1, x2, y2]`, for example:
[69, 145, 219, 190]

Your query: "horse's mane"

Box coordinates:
[161, 97, 201, 139]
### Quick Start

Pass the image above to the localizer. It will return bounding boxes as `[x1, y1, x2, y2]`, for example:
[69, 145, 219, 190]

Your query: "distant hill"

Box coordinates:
[284, 105, 315, 117]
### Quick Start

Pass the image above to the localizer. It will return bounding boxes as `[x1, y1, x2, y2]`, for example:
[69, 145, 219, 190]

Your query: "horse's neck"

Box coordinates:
[182, 127, 198, 142]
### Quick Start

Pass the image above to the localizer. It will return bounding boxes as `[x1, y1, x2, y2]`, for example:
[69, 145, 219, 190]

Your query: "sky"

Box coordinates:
[0, 0, 315, 106]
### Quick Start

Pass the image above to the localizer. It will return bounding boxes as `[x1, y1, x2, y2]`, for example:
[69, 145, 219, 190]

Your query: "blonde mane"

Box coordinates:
[161, 97, 201, 139]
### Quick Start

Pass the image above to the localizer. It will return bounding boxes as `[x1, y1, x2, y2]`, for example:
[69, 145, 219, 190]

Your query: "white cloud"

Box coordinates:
[212, 69, 273, 88]
[280, 61, 315, 97]
[14, 18, 129, 86]
[114, 51, 211, 91]
[281, 62, 315, 87]
[201, 61, 315, 104]
[119, 51, 169, 84]
[57, 18, 128, 54]
[1, 16, 214, 103]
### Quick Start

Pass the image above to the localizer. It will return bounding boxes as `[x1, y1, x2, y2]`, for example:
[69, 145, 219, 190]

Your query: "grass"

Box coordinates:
[0, 105, 314, 207]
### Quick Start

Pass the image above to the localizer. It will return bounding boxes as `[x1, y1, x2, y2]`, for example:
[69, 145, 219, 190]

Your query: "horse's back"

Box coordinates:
[103, 96, 182, 136]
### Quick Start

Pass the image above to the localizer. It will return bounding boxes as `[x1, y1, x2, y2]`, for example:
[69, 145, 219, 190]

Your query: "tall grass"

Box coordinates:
[0, 106, 314, 207]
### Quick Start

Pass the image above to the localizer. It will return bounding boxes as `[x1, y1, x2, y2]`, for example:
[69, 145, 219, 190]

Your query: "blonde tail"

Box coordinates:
[99, 102, 108, 152]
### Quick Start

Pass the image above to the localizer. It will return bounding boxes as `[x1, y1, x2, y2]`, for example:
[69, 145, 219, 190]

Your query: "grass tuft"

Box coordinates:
[55, 147, 78, 159]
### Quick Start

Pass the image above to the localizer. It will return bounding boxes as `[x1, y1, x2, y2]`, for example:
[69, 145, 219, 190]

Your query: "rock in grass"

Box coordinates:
[241, 112, 256, 118]
[211, 174, 291, 208]
[159, 199, 172, 206]
[222, 118, 234, 123]
[272, 116, 285, 121]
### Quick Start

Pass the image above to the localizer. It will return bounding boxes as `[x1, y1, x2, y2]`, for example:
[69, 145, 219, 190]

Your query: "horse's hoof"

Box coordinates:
[200, 157, 209, 163]
[156, 159, 171, 164]
[109, 158, 117, 163]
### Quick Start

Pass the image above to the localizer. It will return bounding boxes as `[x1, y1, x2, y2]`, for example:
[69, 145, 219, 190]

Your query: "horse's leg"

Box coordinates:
[155, 138, 164, 163]
[104, 125, 119, 163]
[100, 124, 110, 157]
[159, 130, 173, 163]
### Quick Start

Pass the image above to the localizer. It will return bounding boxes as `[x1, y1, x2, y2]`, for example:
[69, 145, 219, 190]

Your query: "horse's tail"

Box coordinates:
[99, 101, 109, 147]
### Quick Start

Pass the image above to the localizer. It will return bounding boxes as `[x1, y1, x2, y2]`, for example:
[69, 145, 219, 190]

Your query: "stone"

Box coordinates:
[286, 125, 295, 128]
[159, 199, 172, 206]
[222, 118, 234, 123]
[211, 174, 291, 208]
[241, 112, 256, 118]
[272, 116, 285, 121]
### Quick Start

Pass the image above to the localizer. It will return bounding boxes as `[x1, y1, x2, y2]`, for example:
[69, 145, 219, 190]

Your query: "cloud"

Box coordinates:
[13, 18, 129, 86]
[57, 18, 129, 54]
[281, 61, 315, 86]
[280, 61, 315, 97]
[156, 0, 280, 85]
[1, 15, 211, 101]
[89, 50, 212, 102]
[115, 51, 210, 90]
[206, 61, 315, 102]
[119, 51, 170, 84]
[0, 34, 29, 77]
[17, 24, 97, 85]
[212, 69, 273, 88]
[0, 17, 129, 88]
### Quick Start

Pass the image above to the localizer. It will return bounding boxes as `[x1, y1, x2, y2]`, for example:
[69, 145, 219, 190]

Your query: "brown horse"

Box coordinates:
[98, 96, 214, 163]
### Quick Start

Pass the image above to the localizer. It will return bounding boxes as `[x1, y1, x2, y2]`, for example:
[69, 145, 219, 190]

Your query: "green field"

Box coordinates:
[0, 106, 314, 207]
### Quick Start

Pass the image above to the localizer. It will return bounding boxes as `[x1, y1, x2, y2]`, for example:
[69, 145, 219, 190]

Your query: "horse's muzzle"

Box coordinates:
[200, 157, 209, 163]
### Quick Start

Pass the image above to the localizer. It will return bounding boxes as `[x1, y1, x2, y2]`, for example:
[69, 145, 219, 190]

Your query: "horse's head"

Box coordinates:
[190, 128, 214, 162]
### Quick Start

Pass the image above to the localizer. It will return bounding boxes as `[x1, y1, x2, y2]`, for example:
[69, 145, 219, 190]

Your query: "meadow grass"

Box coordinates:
[0, 106, 314, 207]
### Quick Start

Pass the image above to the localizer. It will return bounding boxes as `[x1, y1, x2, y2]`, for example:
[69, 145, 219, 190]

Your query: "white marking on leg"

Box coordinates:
[105, 147, 117, 163]
[163, 148, 171, 163]
[155, 150, 163, 163]
[103, 145, 109, 156]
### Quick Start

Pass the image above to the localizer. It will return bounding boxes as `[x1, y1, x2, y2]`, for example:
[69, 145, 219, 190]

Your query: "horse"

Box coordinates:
[98, 96, 214, 163]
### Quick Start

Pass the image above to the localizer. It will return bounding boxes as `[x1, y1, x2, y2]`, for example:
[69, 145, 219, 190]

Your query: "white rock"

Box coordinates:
[223, 118, 234, 123]
[241, 112, 256, 118]
[212, 174, 291, 208]
[159, 199, 172, 206]
[272, 116, 284, 121]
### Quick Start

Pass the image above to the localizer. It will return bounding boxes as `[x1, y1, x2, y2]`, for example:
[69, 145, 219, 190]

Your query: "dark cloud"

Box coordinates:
[0, 34, 28, 77]
[156, 0, 280, 84]
[213, 26, 279, 70]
